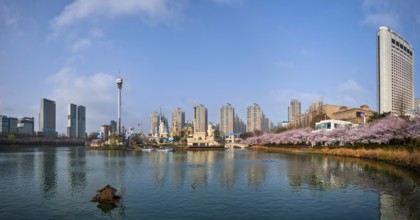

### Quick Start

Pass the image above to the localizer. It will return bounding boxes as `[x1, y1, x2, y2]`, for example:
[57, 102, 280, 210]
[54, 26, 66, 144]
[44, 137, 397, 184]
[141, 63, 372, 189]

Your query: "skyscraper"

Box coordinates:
[220, 103, 235, 137]
[67, 104, 77, 138]
[39, 98, 56, 136]
[247, 103, 262, 132]
[377, 26, 415, 115]
[172, 108, 185, 136]
[246, 103, 271, 132]
[288, 99, 301, 123]
[149, 112, 160, 134]
[193, 104, 208, 133]
[77, 105, 86, 138]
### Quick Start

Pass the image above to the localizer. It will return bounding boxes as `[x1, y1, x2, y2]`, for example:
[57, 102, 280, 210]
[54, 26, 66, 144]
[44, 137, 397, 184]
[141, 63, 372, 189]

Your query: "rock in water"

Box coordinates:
[92, 184, 120, 203]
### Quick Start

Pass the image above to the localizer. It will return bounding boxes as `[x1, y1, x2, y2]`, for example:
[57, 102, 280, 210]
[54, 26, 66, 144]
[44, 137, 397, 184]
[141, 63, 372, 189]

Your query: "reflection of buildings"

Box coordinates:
[68, 148, 87, 191]
[220, 151, 238, 190]
[247, 153, 266, 190]
[40, 148, 57, 198]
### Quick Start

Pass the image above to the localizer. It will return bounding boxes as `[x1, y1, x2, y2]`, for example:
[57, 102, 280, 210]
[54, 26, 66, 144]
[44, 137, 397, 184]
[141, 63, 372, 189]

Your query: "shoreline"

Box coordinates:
[250, 145, 420, 173]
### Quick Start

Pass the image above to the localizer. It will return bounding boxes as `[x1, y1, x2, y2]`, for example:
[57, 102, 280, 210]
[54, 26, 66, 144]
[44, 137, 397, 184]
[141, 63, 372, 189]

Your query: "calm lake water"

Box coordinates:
[0, 146, 419, 220]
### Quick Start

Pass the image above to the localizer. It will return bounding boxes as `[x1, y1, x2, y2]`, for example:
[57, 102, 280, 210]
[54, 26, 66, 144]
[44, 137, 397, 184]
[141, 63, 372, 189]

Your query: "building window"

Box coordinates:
[392, 39, 395, 44]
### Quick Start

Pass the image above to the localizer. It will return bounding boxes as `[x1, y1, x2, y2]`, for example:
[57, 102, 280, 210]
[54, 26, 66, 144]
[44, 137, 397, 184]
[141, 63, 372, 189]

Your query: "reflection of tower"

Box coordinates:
[116, 77, 123, 134]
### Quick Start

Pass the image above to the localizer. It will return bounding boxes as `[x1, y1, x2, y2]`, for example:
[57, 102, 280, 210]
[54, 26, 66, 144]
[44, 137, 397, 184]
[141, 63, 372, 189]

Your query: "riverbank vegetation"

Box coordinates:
[242, 113, 420, 172]
[242, 114, 420, 147]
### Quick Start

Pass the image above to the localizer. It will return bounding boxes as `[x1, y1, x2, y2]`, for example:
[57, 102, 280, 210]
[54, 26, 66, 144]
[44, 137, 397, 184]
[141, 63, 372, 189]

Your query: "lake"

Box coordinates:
[0, 146, 419, 219]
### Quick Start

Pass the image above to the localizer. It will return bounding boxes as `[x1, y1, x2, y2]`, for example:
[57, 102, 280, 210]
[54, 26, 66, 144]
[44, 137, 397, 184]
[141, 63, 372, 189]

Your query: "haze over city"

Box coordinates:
[1, 0, 419, 134]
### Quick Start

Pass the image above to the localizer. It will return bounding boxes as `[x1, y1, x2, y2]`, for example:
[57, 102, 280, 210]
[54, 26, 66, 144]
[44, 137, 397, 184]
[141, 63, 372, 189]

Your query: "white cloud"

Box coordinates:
[90, 27, 104, 38]
[50, 0, 181, 30]
[0, 4, 18, 27]
[48, 67, 116, 133]
[71, 38, 92, 52]
[362, 12, 399, 28]
[212, 0, 243, 5]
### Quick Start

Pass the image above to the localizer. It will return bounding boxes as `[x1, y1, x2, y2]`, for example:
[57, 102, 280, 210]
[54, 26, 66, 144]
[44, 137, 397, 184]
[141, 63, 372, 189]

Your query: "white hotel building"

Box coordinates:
[377, 26, 415, 115]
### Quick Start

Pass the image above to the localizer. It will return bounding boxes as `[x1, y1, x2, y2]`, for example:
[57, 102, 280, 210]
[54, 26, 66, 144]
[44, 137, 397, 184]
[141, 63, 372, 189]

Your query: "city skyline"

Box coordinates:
[1, 0, 419, 134]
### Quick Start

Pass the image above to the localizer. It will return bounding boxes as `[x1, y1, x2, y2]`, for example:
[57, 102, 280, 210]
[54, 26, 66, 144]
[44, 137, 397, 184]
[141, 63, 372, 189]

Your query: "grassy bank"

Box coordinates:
[251, 145, 420, 172]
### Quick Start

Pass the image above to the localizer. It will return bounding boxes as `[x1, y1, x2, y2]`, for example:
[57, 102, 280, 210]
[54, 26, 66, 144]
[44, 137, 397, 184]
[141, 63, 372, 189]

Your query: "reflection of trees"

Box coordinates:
[286, 154, 420, 219]
[40, 148, 57, 199]
[68, 147, 87, 193]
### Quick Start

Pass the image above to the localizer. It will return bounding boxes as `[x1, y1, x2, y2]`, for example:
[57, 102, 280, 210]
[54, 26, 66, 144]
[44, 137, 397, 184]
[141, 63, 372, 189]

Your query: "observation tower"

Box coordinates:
[117, 77, 123, 134]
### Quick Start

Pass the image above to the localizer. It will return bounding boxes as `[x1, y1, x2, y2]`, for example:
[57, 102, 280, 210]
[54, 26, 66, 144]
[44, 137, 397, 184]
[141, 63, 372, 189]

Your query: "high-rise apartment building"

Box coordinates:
[193, 104, 208, 133]
[220, 103, 235, 136]
[172, 108, 185, 136]
[288, 99, 301, 123]
[246, 103, 272, 132]
[377, 26, 415, 115]
[67, 104, 77, 138]
[77, 105, 86, 138]
[39, 98, 56, 136]
[149, 111, 168, 134]
[149, 112, 160, 134]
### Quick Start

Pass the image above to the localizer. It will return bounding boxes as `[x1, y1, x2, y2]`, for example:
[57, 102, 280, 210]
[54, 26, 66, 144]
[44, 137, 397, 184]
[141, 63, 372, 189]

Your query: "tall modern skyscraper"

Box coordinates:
[288, 99, 301, 123]
[377, 26, 415, 115]
[220, 103, 235, 136]
[67, 104, 77, 138]
[39, 98, 56, 136]
[172, 108, 185, 136]
[77, 105, 86, 138]
[193, 104, 208, 133]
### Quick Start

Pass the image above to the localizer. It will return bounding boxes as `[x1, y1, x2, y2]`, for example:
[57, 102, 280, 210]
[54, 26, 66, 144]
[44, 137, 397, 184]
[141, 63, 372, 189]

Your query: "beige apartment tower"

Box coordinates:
[377, 26, 415, 115]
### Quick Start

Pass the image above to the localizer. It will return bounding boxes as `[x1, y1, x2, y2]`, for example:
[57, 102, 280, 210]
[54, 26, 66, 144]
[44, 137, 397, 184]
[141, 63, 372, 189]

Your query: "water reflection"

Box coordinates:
[1, 147, 419, 219]
[68, 147, 87, 193]
[39, 148, 57, 199]
[286, 154, 420, 219]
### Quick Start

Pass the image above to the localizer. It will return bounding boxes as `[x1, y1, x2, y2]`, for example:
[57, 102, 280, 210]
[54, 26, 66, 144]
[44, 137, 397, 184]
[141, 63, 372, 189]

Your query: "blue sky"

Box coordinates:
[1, 0, 419, 134]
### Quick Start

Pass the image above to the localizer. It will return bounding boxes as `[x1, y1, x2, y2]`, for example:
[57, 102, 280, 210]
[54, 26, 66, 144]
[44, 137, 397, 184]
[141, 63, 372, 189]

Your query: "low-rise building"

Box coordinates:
[333, 105, 373, 124]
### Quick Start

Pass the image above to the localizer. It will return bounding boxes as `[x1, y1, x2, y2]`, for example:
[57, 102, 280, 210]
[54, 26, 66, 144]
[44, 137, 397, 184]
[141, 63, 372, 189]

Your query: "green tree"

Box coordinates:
[8, 134, 16, 144]
[109, 133, 119, 147]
